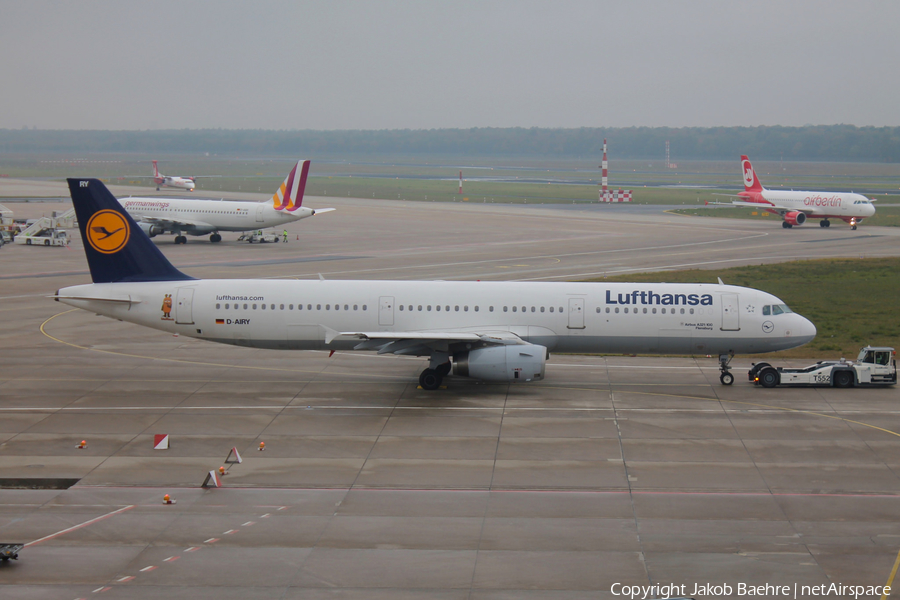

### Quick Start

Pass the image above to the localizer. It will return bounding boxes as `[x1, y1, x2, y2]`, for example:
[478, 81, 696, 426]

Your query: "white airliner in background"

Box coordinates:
[57, 178, 817, 389]
[124, 160, 213, 191]
[119, 160, 334, 244]
[727, 155, 876, 230]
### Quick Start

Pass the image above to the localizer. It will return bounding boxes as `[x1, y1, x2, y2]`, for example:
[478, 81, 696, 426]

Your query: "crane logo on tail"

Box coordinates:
[86, 209, 130, 254]
[742, 159, 755, 189]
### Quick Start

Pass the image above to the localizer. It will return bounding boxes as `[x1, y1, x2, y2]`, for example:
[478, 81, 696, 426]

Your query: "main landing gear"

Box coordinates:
[209, 233, 222, 243]
[718, 351, 735, 386]
[174, 235, 187, 244]
[782, 222, 793, 229]
[419, 355, 451, 390]
[819, 219, 831, 228]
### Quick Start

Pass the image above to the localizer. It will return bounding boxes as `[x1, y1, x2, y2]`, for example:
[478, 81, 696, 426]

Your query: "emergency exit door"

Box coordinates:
[379, 296, 394, 326]
[567, 297, 585, 329]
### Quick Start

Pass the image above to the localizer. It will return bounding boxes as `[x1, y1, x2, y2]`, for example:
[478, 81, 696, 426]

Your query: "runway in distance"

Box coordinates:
[726, 155, 876, 230]
[58, 178, 817, 389]
[119, 160, 334, 244]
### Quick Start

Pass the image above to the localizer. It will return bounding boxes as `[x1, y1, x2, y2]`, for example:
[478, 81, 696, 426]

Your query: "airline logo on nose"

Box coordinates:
[86, 210, 130, 254]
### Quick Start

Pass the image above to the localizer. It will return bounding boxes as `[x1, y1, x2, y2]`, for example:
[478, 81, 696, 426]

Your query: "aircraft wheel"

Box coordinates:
[825, 220, 831, 227]
[851, 225, 857, 231]
[436, 362, 451, 377]
[419, 369, 442, 391]
[782, 222, 792, 229]
[833, 370, 854, 388]
[175, 236, 187, 244]
[758, 367, 779, 388]
[720, 372, 734, 386]
[819, 220, 826, 228]
[210, 233, 222, 243]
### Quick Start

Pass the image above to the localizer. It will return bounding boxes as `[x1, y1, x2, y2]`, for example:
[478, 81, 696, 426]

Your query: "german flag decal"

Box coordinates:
[215, 319, 225, 324]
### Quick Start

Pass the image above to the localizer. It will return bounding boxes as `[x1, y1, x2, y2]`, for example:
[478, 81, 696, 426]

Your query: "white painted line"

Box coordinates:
[259, 513, 270, 518]
[116, 576, 135, 583]
[184, 546, 201, 552]
[163, 556, 179, 562]
[223, 529, 237, 535]
[25, 505, 134, 547]
[139, 565, 156, 572]
[242, 521, 255, 527]
[204, 538, 219, 544]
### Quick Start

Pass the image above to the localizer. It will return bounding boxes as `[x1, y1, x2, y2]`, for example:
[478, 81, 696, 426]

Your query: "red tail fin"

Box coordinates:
[152, 160, 160, 178]
[740, 155, 763, 192]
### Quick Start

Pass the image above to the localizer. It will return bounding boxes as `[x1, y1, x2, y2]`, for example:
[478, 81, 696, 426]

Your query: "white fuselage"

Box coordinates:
[157, 176, 195, 191]
[749, 190, 875, 220]
[57, 279, 816, 356]
[119, 197, 314, 236]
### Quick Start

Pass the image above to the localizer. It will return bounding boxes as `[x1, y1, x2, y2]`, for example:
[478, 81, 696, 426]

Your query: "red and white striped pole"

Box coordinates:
[458, 170, 462, 194]
[601, 139, 609, 196]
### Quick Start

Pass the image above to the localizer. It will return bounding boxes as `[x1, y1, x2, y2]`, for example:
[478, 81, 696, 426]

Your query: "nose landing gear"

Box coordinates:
[719, 351, 735, 385]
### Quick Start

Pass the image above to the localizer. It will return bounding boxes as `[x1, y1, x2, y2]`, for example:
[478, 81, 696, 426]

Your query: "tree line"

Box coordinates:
[1, 125, 898, 162]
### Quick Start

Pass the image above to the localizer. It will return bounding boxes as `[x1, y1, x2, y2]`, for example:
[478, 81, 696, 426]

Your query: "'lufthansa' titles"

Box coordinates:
[606, 290, 713, 306]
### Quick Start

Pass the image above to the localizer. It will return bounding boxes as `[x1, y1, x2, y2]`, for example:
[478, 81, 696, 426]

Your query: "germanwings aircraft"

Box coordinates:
[730, 155, 876, 230]
[119, 160, 334, 244]
[57, 178, 817, 389]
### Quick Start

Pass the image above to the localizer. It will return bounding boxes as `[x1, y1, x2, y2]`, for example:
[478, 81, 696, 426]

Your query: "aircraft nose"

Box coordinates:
[794, 314, 817, 345]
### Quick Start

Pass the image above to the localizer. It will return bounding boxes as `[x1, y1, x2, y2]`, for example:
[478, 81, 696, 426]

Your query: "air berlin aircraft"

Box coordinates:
[730, 155, 875, 230]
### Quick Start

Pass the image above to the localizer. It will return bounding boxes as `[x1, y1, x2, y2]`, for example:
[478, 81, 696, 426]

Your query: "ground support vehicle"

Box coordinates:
[1, 543, 23, 561]
[237, 230, 279, 243]
[750, 347, 896, 388]
[13, 209, 74, 247]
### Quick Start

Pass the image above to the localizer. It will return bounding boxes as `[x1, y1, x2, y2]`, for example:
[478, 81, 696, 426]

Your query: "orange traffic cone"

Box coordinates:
[258, 441, 266, 451]
[76, 440, 87, 449]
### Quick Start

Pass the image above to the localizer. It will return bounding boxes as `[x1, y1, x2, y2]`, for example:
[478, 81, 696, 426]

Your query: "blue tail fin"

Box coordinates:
[67, 178, 194, 283]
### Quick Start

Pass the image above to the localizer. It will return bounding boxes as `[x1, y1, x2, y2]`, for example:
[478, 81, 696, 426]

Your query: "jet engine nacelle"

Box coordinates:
[784, 211, 807, 226]
[138, 222, 165, 237]
[453, 344, 546, 383]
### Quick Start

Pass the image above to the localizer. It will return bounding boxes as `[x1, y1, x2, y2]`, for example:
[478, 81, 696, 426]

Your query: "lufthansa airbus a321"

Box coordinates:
[56, 178, 817, 389]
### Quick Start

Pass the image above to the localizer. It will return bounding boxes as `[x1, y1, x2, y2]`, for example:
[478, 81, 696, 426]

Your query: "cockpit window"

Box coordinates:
[762, 305, 770, 316]
[770, 304, 792, 315]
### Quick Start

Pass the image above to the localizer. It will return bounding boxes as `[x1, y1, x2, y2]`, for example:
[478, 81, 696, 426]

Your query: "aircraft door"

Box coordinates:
[567, 297, 585, 329]
[255, 203, 266, 222]
[720, 294, 740, 331]
[175, 287, 194, 324]
[379, 296, 394, 327]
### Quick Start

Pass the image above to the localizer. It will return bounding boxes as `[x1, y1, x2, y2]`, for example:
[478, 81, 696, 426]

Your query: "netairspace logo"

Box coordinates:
[610, 582, 890, 599]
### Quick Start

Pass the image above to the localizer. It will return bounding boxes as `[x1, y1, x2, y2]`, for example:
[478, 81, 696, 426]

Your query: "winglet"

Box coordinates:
[717, 277, 725, 285]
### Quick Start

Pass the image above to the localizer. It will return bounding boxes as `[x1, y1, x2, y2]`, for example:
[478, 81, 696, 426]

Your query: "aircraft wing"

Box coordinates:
[327, 329, 526, 355]
[139, 216, 215, 231]
[730, 201, 812, 214]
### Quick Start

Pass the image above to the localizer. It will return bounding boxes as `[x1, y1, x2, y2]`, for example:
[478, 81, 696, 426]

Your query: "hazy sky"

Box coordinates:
[3, 0, 898, 130]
